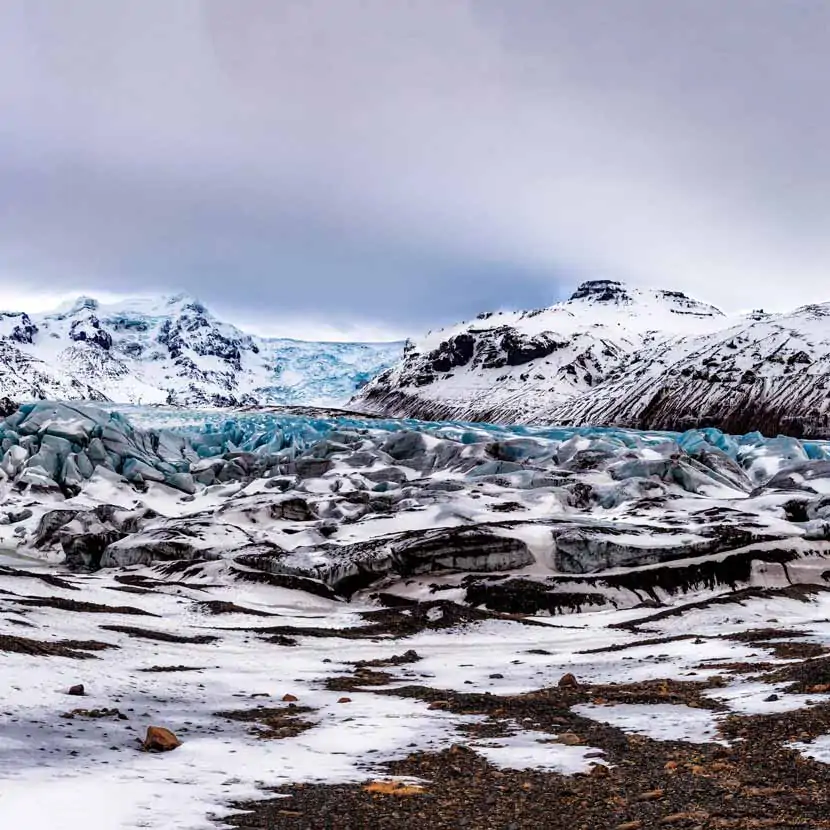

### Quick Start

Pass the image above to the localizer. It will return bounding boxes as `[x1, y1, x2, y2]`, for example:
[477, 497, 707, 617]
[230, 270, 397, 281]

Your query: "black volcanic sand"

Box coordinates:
[225, 642, 830, 830]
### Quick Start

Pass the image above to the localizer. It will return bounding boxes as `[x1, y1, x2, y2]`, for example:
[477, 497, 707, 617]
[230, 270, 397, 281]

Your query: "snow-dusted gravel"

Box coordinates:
[4, 554, 830, 828]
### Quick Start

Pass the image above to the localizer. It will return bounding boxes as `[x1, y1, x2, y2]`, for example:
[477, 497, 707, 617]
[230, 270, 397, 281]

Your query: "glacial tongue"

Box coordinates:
[2, 401, 829, 612]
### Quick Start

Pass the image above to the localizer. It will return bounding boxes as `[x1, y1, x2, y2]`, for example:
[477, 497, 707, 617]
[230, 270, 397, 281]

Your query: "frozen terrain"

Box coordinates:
[2, 400, 830, 606]
[3, 402, 830, 827]
[354, 279, 830, 438]
[5, 554, 830, 828]
[0, 294, 401, 407]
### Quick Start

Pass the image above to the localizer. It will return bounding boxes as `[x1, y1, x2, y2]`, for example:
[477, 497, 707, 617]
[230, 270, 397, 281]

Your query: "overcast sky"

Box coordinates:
[1, 1, 828, 340]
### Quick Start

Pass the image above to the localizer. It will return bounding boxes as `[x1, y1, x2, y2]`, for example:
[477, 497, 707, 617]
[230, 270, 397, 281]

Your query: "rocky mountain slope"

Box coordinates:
[352, 280, 830, 437]
[0, 295, 401, 408]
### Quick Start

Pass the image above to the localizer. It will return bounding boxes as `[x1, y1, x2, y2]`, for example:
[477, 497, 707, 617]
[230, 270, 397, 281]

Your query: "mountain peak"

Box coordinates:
[70, 295, 100, 313]
[567, 280, 631, 304]
[163, 292, 205, 312]
[0, 293, 401, 408]
[564, 281, 724, 323]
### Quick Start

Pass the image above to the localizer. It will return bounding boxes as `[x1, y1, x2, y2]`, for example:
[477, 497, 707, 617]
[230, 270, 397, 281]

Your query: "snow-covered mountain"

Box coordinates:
[0, 294, 401, 407]
[352, 279, 830, 437]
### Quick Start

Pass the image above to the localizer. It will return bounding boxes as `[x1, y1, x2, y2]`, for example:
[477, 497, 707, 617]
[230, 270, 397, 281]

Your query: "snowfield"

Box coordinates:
[4, 556, 830, 828]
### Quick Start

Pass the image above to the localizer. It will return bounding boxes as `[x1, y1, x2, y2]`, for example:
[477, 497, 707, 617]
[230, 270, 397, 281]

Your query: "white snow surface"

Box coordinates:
[571, 702, 726, 744]
[3, 553, 830, 828]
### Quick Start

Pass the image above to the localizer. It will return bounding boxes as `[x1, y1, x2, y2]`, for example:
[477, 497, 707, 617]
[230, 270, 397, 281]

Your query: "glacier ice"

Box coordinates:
[2, 401, 830, 499]
[2, 401, 830, 588]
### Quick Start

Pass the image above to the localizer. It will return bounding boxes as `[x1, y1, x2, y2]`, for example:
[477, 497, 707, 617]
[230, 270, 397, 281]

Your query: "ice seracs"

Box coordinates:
[0, 294, 401, 408]
[3, 400, 830, 613]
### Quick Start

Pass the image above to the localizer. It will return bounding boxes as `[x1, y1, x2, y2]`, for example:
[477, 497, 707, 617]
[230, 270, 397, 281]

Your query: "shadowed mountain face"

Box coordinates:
[352, 280, 830, 438]
[0, 295, 401, 407]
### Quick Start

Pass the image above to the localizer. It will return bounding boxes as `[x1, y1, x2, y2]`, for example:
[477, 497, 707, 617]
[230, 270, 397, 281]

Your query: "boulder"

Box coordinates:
[142, 726, 181, 752]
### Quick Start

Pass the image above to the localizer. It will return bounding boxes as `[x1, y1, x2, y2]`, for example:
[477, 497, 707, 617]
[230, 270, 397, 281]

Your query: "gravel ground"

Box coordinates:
[226, 658, 830, 829]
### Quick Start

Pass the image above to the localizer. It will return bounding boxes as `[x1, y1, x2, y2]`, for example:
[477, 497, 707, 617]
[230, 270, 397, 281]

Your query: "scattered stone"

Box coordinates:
[558, 673, 579, 688]
[281, 693, 299, 703]
[338, 697, 352, 704]
[68, 684, 85, 696]
[142, 726, 181, 752]
[62, 708, 127, 720]
[660, 812, 709, 825]
[636, 788, 664, 801]
[363, 781, 425, 796]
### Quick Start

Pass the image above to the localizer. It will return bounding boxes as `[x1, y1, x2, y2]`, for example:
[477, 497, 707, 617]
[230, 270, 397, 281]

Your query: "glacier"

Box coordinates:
[4, 402, 830, 829]
[0, 400, 828, 603]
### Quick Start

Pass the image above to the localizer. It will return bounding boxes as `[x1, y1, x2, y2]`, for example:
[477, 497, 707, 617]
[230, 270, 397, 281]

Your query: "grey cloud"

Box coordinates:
[1, 1, 828, 337]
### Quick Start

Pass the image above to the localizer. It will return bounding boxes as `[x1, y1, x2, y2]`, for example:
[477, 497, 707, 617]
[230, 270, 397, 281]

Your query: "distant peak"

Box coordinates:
[162, 292, 205, 313]
[166, 291, 199, 306]
[565, 281, 724, 319]
[568, 280, 630, 304]
[68, 296, 100, 313]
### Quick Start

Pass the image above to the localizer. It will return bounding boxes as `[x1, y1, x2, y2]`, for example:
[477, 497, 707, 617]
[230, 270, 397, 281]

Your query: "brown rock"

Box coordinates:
[616, 822, 643, 830]
[428, 700, 450, 710]
[589, 763, 609, 778]
[337, 697, 352, 704]
[363, 780, 425, 796]
[68, 684, 85, 696]
[742, 786, 784, 797]
[142, 726, 181, 752]
[557, 732, 583, 746]
[636, 788, 664, 801]
[282, 693, 299, 702]
[558, 673, 579, 688]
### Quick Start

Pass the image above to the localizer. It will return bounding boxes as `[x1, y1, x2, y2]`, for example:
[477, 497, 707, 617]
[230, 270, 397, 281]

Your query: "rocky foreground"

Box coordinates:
[4, 557, 830, 829]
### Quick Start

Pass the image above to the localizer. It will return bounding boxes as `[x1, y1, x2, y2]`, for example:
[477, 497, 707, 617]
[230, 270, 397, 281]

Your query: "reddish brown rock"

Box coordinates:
[558, 673, 579, 688]
[282, 693, 299, 702]
[68, 684, 85, 696]
[142, 726, 181, 752]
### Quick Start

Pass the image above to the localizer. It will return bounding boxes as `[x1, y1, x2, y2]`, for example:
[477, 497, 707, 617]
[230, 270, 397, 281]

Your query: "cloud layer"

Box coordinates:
[1, 1, 828, 338]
